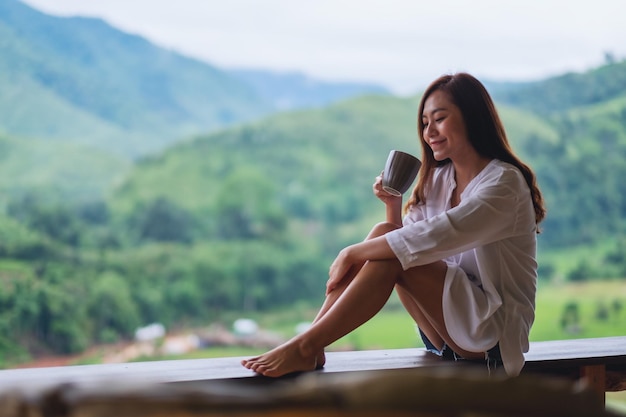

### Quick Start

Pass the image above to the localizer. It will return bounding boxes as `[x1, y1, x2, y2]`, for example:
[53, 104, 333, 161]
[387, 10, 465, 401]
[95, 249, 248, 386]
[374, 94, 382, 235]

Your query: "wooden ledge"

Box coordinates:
[0, 336, 624, 393]
[0, 336, 624, 416]
[523, 336, 626, 367]
[0, 348, 447, 389]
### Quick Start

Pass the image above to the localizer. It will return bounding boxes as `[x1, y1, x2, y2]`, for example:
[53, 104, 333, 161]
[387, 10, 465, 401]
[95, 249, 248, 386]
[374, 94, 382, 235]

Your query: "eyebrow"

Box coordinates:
[422, 107, 447, 118]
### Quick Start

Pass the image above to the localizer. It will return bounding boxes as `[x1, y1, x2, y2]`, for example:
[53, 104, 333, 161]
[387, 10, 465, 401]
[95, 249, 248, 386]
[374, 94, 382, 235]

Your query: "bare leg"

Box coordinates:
[307, 222, 399, 368]
[311, 222, 396, 322]
[396, 285, 445, 350]
[395, 265, 484, 359]
[241, 258, 401, 377]
[308, 264, 361, 368]
[240, 221, 486, 377]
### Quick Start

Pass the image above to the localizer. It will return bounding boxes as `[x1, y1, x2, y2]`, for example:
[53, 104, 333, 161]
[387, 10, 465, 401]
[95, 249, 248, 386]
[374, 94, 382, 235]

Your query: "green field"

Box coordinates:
[256, 280, 626, 351]
[135, 280, 625, 358]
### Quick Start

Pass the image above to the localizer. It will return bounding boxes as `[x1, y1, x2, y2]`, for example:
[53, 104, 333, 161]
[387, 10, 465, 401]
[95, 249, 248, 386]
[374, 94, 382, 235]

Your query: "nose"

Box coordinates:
[424, 122, 437, 138]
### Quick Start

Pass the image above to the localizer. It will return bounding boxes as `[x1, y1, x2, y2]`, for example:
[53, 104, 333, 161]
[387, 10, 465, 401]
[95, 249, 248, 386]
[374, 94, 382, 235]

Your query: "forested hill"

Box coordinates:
[0, 0, 272, 155]
[110, 59, 626, 253]
[228, 69, 390, 110]
[0, 133, 129, 203]
[0, 0, 388, 156]
[489, 60, 626, 113]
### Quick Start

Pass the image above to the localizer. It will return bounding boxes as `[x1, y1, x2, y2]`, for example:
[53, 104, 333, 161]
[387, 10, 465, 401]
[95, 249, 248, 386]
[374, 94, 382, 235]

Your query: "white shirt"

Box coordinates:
[385, 159, 537, 376]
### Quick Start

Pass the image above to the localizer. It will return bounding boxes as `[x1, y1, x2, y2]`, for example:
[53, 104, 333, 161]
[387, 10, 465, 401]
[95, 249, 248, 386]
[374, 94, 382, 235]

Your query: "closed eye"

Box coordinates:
[423, 117, 444, 128]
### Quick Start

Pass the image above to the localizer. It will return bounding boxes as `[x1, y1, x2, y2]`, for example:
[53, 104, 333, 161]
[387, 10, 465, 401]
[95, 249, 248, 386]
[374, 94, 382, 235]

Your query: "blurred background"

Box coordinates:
[0, 0, 624, 393]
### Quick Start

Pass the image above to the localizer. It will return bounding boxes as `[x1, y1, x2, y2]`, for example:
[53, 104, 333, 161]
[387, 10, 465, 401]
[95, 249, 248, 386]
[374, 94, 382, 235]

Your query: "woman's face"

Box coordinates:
[421, 90, 473, 162]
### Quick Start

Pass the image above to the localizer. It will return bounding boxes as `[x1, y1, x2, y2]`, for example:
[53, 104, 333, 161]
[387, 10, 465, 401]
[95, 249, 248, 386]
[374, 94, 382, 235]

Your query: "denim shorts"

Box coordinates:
[419, 329, 502, 371]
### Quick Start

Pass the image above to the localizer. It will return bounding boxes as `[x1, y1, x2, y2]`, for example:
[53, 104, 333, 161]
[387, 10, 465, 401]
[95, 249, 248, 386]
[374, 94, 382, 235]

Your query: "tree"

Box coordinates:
[215, 168, 287, 240]
[129, 197, 195, 243]
[88, 271, 141, 342]
[7, 194, 83, 247]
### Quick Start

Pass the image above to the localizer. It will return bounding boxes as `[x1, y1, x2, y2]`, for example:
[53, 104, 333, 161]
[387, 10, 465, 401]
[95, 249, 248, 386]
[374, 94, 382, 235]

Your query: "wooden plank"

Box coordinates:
[0, 348, 447, 389]
[524, 336, 626, 365]
[580, 364, 606, 405]
[0, 336, 624, 391]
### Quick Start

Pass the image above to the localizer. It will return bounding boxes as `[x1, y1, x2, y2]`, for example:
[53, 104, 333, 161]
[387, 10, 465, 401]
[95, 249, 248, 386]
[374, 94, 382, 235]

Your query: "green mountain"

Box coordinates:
[108, 98, 551, 244]
[0, 133, 130, 206]
[110, 60, 626, 252]
[0, 0, 271, 156]
[0, 0, 391, 157]
[488, 60, 626, 246]
[489, 60, 626, 113]
[229, 69, 390, 110]
[110, 94, 421, 221]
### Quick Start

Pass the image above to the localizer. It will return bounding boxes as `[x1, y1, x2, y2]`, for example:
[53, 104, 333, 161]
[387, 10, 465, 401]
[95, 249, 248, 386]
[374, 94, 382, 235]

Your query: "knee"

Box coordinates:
[368, 222, 400, 239]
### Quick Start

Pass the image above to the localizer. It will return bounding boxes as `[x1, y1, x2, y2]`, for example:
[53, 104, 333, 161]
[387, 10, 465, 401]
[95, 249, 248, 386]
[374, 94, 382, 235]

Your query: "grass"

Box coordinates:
[251, 280, 626, 351]
[130, 347, 266, 363]
[329, 306, 420, 350]
[531, 280, 626, 341]
[537, 239, 624, 280]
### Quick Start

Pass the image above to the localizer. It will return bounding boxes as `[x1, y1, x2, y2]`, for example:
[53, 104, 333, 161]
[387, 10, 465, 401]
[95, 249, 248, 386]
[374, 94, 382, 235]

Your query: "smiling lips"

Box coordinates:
[429, 138, 446, 147]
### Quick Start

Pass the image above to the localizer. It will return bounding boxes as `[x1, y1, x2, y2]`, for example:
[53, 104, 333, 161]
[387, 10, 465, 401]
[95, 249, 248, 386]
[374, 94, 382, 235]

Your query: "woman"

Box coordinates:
[241, 72, 546, 377]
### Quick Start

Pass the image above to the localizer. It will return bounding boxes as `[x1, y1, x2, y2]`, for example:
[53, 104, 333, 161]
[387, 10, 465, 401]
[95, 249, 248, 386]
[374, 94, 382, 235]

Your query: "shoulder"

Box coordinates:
[480, 160, 527, 188]
[466, 160, 531, 205]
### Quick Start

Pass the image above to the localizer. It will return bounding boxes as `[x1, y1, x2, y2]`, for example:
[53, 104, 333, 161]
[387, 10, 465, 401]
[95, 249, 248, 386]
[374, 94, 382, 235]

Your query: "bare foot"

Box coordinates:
[241, 340, 318, 377]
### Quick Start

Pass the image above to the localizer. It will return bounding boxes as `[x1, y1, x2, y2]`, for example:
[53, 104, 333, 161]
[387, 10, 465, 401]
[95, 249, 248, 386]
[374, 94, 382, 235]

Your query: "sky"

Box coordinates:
[20, 0, 626, 95]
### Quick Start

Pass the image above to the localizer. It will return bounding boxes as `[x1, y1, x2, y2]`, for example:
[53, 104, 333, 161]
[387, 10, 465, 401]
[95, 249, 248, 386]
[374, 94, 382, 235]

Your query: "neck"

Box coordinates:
[453, 155, 492, 185]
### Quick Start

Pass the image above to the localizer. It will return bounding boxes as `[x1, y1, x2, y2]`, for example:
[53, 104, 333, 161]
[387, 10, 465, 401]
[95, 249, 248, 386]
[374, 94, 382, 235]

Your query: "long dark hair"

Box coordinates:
[405, 73, 546, 228]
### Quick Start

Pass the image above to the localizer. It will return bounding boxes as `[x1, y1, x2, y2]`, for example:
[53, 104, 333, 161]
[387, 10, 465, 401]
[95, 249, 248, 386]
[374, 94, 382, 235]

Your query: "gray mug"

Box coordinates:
[382, 150, 421, 197]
